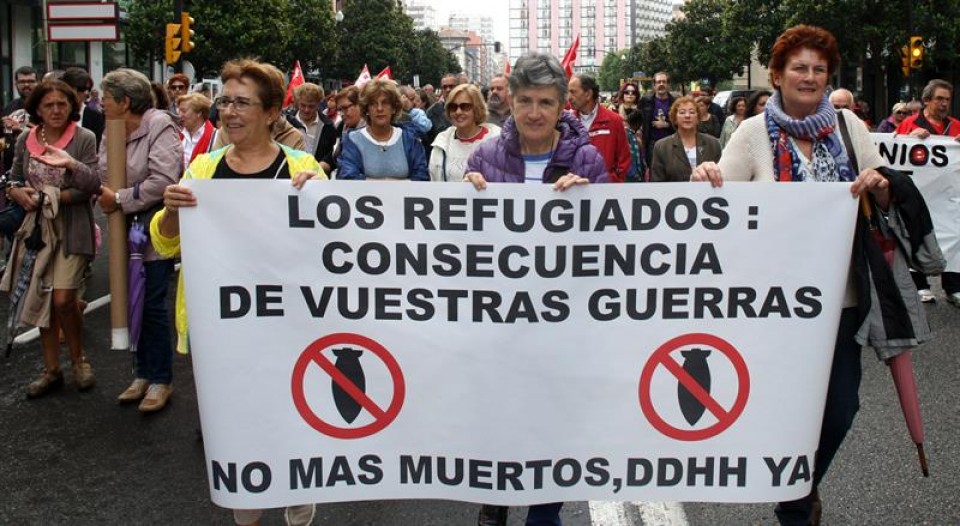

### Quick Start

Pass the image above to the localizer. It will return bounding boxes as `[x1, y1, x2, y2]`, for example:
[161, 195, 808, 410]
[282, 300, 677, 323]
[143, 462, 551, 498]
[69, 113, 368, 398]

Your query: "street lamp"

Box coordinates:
[335, 10, 344, 23]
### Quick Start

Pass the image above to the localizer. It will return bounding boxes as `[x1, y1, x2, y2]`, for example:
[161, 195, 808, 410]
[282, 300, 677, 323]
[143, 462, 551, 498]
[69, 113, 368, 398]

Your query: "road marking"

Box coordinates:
[13, 294, 111, 345]
[636, 502, 689, 526]
[588, 501, 688, 526]
[589, 501, 635, 525]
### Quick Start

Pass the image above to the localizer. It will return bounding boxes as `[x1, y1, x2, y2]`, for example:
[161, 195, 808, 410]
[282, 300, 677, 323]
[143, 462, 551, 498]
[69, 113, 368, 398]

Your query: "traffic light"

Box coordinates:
[909, 36, 924, 70]
[180, 12, 195, 53]
[165, 23, 182, 65]
[900, 45, 910, 77]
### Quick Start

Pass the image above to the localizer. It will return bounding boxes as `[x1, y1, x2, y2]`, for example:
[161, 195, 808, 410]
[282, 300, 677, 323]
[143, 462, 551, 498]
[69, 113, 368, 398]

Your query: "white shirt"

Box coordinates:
[577, 103, 599, 131]
[181, 125, 205, 168]
[297, 112, 321, 153]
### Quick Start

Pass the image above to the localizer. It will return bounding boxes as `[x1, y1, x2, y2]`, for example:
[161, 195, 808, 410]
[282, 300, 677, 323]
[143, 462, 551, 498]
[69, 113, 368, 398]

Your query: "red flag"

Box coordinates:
[504, 61, 511, 75]
[376, 66, 392, 80]
[560, 34, 580, 78]
[283, 60, 304, 107]
[355, 64, 372, 88]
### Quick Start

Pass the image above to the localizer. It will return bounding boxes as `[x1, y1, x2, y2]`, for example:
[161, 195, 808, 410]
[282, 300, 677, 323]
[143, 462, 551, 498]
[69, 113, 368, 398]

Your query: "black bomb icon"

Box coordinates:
[677, 348, 711, 425]
[332, 348, 365, 423]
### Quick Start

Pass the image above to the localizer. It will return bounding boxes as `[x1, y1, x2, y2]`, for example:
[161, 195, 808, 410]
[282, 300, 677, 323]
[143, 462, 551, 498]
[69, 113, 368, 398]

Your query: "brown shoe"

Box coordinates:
[26, 369, 64, 398]
[117, 378, 150, 403]
[72, 359, 95, 391]
[138, 384, 173, 413]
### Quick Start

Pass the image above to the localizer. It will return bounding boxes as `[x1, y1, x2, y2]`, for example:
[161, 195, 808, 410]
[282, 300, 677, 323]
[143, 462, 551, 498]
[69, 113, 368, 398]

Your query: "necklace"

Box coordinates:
[39, 124, 47, 145]
[368, 127, 393, 152]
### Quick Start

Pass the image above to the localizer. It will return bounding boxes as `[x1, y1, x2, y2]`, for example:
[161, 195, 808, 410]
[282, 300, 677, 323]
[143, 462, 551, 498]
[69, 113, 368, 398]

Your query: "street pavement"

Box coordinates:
[1, 223, 958, 524]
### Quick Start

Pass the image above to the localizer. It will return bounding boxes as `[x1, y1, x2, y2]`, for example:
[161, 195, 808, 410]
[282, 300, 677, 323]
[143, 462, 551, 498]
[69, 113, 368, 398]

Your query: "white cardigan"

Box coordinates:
[716, 109, 884, 181]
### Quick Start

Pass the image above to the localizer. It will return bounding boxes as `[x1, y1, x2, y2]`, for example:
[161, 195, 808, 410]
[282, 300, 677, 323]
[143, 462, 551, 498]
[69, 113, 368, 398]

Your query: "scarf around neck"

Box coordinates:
[765, 90, 854, 182]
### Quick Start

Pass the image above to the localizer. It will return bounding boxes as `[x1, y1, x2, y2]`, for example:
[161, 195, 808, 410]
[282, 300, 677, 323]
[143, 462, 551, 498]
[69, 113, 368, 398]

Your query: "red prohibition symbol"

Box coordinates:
[291, 332, 405, 439]
[639, 333, 750, 441]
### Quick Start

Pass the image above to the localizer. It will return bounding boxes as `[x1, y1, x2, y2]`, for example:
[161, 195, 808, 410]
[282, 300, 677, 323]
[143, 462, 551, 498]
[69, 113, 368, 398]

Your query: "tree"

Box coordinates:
[408, 29, 463, 87]
[124, 0, 335, 81]
[660, 0, 756, 86]
[598, 51, 630, 92]
[335, 0, 414, 80]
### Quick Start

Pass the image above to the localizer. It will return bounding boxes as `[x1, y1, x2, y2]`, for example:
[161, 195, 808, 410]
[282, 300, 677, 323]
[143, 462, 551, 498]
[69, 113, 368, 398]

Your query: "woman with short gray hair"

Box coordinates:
[100, 68, 155, 115]
[465, 52, 606, 186]
[56, 67, 183, 412]
[466, 51, 607, 526]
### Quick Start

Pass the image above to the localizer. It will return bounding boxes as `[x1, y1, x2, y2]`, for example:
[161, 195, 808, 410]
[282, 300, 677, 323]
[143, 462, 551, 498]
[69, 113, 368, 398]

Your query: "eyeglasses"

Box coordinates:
[833, 104, 850, 110]
[169, 84, 187, 91]
[447, 102, 474, 113]
[895, 111, 909, 116]
[623, 90, 637, 95]
[214, 97, 261, 112]
[336, 103, 354, 113]
[441, 84, 456, 90]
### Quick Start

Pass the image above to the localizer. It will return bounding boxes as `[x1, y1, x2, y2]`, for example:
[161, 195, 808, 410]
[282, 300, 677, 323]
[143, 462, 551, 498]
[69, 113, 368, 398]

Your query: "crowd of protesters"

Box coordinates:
[1, 22, 958, 526]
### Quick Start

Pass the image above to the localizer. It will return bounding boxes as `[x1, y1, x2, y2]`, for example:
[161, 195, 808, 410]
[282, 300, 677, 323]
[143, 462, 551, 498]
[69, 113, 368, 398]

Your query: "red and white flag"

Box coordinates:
[560, 34, 580, 78]
[283, 60, 304, 107]
[355, 64, 372, 88]
[376, 66, 392, 80]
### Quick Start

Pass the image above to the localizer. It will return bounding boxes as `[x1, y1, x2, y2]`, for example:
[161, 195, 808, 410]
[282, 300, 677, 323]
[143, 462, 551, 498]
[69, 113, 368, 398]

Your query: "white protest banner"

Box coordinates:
[179, 181, 858, 509]
[872, 133, 960, 271]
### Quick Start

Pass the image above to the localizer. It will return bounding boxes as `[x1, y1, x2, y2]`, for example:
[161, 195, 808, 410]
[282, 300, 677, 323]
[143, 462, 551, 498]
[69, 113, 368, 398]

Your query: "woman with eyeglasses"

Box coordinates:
[651, 96, 721, 183]
[876, 102, 909, 133]
[338, 78, 428, 181]
[428, 84, 500, 181]
[152, 58, 324, 526]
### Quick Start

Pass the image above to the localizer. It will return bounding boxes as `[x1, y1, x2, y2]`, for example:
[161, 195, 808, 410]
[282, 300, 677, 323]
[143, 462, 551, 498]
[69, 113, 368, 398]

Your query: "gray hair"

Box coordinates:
[508, 52, 567, 101]
[101, 68, 154, 115]
[921, 79, 953, 102]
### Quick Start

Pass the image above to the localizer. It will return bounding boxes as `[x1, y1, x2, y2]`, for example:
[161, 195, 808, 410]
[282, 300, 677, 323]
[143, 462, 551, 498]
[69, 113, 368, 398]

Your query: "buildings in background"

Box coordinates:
[404, 1, 504, 86]
[403, 0, 438, 32]
[508, 0, 672, 75]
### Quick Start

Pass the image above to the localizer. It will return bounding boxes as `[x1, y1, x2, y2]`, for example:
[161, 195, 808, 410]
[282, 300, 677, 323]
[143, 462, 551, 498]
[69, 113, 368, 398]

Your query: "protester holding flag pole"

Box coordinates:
[692, 25, 941, 525]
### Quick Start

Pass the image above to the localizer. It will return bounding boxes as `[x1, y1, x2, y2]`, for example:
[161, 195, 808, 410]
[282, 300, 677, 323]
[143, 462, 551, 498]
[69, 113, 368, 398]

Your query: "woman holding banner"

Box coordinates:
[151, 58, 324, 526]
[692, 25, 938, 525]
[464, 51, 607, 526]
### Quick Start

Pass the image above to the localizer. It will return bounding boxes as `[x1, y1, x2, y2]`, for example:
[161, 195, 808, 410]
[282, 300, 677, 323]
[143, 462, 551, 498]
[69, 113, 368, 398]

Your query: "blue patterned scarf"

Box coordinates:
[764, 90, 855, 182]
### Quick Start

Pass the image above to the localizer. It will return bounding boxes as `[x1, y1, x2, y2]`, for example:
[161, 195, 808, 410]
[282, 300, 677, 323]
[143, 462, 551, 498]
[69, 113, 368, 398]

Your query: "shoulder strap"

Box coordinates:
[838, 112, 859, 174]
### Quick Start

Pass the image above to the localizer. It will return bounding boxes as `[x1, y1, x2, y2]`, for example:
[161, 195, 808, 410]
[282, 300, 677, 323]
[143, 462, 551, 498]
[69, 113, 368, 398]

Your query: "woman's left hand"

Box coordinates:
[32, 144, 78, 171]
[98, 185, 119, 213]
[292, 171, 323, 189]
[553, 173, 589, 192]
[850, 168, 891, 208]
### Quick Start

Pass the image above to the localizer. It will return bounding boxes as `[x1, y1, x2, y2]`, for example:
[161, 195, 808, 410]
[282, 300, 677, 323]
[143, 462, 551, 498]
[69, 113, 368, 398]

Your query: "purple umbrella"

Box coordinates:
[127, 219, 147, 352]
[5, 193, 46, 357]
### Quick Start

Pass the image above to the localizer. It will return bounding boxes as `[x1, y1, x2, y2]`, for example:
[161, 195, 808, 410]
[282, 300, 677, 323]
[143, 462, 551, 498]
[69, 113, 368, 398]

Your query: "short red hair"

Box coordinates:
[768, 25, 840, 77]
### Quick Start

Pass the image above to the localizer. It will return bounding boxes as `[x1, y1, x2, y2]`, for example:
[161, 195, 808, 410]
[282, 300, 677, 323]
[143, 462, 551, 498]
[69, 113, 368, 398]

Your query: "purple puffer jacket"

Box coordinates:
[466, 111, 608, 183]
